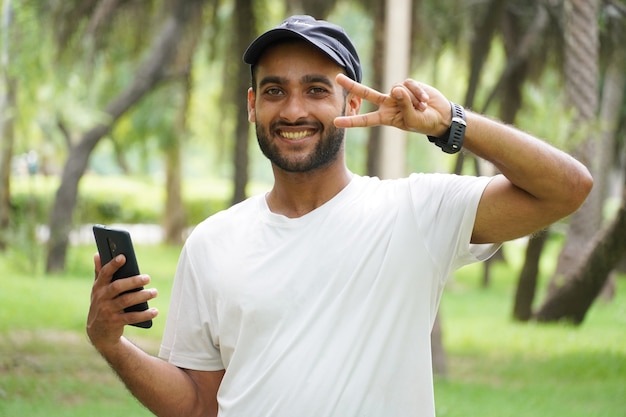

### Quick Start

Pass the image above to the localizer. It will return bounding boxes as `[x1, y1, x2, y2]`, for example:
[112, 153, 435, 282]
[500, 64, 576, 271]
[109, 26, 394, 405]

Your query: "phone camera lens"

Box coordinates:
[108, 238, 117, 254]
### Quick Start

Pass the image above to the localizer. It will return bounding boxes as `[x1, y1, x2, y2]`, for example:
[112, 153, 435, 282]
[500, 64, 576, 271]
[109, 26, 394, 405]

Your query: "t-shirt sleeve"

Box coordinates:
[158, 241, 225, 371]
[409, 173, 500, 276]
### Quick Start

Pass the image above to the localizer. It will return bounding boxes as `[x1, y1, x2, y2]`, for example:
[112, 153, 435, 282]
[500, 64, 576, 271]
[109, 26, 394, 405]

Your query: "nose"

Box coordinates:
[279, 93, 309, 122]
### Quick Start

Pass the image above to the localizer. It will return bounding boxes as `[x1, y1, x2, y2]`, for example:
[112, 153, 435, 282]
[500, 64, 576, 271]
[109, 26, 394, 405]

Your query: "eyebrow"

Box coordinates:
[258, 75, 286, 89]
[301, 74, 334, 87]
[258, 74, 335, 89]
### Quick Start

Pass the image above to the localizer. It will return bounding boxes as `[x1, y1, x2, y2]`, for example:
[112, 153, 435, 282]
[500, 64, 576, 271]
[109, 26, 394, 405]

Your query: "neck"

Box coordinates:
[266, 163, 353, 218]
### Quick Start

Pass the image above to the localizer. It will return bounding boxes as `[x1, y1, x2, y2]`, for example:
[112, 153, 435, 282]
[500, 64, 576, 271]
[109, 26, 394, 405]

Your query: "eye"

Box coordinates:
[308, 86, 329, 95]
[264, 87, 284, 97]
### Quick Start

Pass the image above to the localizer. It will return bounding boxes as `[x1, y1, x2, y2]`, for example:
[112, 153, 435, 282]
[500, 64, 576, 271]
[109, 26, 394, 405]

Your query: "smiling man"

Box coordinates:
[87, 15, 592, 417]
[252, 41, 352, 173]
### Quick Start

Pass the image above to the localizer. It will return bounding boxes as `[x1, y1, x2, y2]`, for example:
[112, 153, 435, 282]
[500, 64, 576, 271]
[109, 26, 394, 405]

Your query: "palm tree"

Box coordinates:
[536, 171, 626, 324]
[549, 0, 602, 284]
[535, 0, 626, 322]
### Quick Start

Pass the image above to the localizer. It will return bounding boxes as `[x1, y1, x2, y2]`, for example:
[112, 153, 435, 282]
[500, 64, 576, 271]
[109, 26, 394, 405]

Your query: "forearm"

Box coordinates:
[98, 337, 208, 417]
[87, 256, 221, 416]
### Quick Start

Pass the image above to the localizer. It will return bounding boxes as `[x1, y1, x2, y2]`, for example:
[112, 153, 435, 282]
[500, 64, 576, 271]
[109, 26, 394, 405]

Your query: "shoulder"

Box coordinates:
[354, 173, 489, 197]
[186, 194, 264, 242]
[405, 172, 492, 198]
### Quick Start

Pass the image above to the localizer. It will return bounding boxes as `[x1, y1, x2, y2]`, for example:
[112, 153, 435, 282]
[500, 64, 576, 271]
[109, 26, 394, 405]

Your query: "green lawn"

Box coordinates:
[436, 258, 626, 417]
[0, 244, 173, 417]
[0, 241, 624, 416]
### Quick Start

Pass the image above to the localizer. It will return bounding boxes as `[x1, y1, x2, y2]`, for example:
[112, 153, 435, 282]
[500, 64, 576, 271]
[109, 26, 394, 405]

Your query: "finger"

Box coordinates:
[110, 274, 151, 298]
[115, 287, 158, 311]
[93, 253, 102, 281]
[336, 73, 388, 106]
[392, 84, 428, 112]
[402, 79, 430, 104]
[94, 254, 126, 288]
[335, 110, 385, 128]
[121, 308, 159, 326]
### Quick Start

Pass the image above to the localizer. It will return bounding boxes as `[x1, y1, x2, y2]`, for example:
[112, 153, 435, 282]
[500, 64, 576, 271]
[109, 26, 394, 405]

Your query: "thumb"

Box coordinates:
[392, 86, 417, 111]
[93, 253, 102, 280]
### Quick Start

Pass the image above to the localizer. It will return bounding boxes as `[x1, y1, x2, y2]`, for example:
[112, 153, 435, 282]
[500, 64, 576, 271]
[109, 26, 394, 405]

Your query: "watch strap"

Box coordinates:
[428, 102, 466, 154]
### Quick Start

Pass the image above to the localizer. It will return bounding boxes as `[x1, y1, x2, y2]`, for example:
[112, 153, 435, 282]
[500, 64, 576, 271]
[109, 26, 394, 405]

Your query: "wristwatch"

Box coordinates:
[427, 101, 466, 154]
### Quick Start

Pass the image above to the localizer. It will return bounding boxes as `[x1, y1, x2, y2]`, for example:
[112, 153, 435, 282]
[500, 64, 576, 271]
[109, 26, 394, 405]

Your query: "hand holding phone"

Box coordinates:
[92, 224, 153, 329]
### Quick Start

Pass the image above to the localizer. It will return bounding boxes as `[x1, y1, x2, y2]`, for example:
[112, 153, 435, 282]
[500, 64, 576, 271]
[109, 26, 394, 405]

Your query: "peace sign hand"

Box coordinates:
[334, 74, 452, 138]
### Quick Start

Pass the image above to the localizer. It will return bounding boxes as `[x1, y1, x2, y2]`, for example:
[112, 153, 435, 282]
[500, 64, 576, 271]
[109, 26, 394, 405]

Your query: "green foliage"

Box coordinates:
[9, 174, 230, 227]
[9, 191, 51, 226]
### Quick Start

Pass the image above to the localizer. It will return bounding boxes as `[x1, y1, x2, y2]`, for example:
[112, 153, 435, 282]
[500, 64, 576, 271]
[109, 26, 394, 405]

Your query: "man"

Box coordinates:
[87, 15, 592, 417]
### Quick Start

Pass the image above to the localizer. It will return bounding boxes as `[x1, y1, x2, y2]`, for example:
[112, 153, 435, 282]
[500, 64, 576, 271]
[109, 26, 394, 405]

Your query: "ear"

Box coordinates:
[247, 88, 256, 123]
[346, 91, 362, 117]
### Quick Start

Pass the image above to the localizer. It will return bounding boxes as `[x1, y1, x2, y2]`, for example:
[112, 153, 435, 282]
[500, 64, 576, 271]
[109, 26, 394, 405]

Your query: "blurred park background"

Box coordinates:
[0, 0, 625, 416]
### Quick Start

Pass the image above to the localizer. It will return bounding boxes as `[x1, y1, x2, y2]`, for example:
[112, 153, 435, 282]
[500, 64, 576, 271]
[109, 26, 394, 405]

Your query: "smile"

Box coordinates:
[279, 130, 314, 140]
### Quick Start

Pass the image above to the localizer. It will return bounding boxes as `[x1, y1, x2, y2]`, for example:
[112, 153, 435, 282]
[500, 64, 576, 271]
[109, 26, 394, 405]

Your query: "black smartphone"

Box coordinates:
[92, 224, 152, 329]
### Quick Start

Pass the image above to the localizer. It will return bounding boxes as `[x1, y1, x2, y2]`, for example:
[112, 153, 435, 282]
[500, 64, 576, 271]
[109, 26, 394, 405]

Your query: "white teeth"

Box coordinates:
[281, 130, 312, 140]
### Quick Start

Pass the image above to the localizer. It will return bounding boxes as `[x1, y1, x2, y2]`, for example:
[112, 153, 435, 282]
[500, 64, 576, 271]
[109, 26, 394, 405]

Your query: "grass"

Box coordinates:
[0, 243, 175, 417]
[0, 240, 624, 416]
[435, 242, 626, 417]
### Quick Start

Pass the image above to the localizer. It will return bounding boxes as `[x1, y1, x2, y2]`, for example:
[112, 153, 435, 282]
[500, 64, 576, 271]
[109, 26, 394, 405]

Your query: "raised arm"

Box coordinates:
[334, 74, 593, 243]
[87, 254, 224, 417]
[460, 112, 592, 243]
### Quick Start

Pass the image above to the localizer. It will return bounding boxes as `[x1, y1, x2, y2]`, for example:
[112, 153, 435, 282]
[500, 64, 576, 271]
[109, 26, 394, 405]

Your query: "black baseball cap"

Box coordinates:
[243, 15, 362, 82]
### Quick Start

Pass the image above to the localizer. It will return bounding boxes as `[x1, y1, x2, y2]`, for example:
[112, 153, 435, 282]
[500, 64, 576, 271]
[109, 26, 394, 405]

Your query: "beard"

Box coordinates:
[255, 120, 346, 173]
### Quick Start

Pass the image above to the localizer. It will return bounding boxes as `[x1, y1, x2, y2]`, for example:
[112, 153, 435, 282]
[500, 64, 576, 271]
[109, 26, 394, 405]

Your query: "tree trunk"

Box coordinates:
[499, 3, 552, 309]
[163, 67, 194, 245]
[594, 18, 626, 209]
[481, 2, 549, 114]
[0, 84, 16, 251]
[230, 0, 254, 206]
[535, 178, 626, 324]
[594, 23, 626, 301]
[513, 230, 548, 321]
[163, 0, 204, 244]
[0, 84, 14, 251]
[466, 2, 546, 289]
[550, 0, 601, 283]
[464, 0, 507, 108]
[365, 0, 385, 178]
[0, 0, 15, 251]
[377, 0, 412, 179]
[536, 2, 625, 317]
[45, 0, 195, 273]
[110, 135, 131, 175]
[163, 126, 186, 245]
[288, 0, 338, 17]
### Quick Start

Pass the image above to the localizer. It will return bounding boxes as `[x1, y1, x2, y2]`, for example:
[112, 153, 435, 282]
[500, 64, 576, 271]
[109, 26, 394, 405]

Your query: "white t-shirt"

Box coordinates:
[159, 173, 498, 417]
